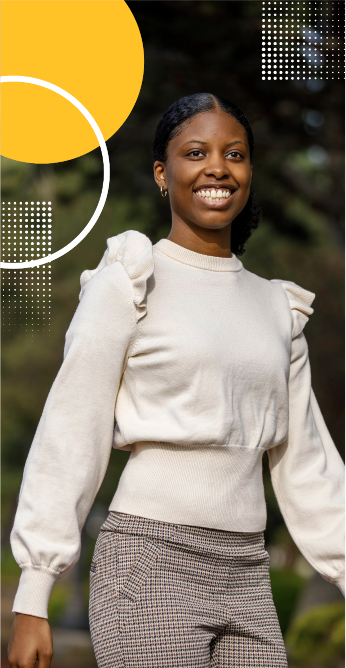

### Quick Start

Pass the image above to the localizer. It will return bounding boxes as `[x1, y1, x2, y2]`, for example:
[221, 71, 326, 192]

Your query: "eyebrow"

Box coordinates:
[181, 139, 247, 149]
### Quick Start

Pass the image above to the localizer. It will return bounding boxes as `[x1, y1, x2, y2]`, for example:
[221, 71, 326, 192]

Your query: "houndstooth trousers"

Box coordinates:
[89, 511, 288, 667]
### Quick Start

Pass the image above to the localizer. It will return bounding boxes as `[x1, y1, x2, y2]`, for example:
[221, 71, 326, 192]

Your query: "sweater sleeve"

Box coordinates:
[268, 281, 345, 595]
[10, 230, 154, 619]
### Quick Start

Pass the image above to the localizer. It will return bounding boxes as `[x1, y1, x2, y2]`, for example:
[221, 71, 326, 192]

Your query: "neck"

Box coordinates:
[167, 218, 233, 258]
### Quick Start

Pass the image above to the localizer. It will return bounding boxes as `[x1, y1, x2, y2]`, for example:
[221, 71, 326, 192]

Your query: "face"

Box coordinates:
[154, 109, 253, 233]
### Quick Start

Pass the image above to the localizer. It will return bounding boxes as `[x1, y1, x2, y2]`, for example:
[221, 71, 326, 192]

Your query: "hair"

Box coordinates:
[153, 93, 262, 256]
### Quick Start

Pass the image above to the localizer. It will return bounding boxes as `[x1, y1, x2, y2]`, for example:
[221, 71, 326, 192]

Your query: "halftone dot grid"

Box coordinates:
[1, 201, 52, 337]
[262, 1, 345, 80]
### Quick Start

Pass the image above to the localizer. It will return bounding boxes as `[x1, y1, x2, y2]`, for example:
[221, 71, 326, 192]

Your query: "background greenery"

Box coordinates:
[1, 1, 344, 665]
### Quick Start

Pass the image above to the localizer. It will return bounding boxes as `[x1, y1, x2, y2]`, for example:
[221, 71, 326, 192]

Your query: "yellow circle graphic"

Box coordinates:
[0, 0, 144, 164]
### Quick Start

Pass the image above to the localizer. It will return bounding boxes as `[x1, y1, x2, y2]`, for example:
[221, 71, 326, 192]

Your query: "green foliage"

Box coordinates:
[54, 170, 86, 201]
[1, 469, 23, 539]
[270, 568, 306, 636]
[286, 601, 345, 668]
[1, 157, 31, 194]
[1, 546, 21, 581]
[48, 581, 72, 625]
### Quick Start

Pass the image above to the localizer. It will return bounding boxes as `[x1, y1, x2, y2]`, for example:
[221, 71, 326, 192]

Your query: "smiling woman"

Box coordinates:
[153, 93, 262, 257]
[7, 94, 345, 668]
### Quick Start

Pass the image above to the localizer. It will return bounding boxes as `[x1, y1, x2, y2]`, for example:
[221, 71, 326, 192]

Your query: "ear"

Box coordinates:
[153, 161, 166, 189]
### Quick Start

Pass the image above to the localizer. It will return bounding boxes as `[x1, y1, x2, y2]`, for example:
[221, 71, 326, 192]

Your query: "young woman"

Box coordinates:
[8, 93, 345, 668]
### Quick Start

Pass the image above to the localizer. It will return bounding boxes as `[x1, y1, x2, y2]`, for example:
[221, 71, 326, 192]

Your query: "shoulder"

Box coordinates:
[270, 278, 315, 338]
[242, 268, 315, 339]
[79, 230, 154, 321]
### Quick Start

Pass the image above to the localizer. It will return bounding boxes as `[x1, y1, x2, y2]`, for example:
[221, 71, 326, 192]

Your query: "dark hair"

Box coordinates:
[153, 93, 262, 256]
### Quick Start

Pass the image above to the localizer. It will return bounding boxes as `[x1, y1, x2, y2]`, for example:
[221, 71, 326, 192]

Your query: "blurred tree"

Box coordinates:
[285, 601, 345, 668]
[270, 568, 306, 636]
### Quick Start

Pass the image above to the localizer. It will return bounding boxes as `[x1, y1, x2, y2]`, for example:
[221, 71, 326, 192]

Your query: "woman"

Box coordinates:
[8, 93, 345, 668]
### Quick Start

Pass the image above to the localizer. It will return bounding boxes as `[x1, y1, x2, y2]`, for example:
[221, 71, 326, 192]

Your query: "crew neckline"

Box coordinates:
[154, 238, 243, 272]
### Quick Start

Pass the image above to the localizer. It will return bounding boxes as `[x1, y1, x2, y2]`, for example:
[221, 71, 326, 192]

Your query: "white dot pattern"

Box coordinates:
[262, 1, 345, 81]
[1, 201, 52, 337]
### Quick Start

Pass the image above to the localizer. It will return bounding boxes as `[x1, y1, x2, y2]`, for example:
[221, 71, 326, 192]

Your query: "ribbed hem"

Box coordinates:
[154, 239, 243, 272]
[109, 442, 267, 532]
[12, 567, 58, 619]
[335, 565, 345, 597]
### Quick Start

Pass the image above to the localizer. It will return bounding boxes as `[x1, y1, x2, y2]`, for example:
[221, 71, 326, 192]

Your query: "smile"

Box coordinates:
[194, 188, 235, 207]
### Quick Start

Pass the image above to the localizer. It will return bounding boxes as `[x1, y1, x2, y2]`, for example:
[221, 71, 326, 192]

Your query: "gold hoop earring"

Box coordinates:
[160, 186, 168, 198]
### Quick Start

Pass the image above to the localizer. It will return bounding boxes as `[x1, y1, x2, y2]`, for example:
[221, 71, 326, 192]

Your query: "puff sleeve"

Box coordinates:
[268, 279, 345, 595]
[10, 230, 154, 619]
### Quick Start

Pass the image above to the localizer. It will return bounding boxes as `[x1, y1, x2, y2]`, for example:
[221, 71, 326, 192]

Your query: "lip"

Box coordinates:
[193, 189, 236, 209]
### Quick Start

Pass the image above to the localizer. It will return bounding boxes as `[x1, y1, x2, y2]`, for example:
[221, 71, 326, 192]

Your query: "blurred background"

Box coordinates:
[1, 1, 344, 666]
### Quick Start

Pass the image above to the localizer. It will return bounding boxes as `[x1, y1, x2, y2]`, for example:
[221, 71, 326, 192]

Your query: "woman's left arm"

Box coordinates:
[268, 328, 345, 595]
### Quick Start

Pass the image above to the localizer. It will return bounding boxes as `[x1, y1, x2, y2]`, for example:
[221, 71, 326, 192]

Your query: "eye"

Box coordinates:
[187, 149, 205, 158]
[227, 151, 243, 159]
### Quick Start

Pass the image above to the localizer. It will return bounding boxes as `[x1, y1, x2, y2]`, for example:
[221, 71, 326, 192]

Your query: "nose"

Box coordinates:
[204, 152, 231, 179]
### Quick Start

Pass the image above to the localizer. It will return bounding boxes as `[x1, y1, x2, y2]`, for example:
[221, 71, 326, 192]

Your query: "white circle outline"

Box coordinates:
[0, 76, 110, 269]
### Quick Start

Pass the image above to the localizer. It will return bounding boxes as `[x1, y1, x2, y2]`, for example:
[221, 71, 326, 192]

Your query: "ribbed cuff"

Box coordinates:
[12, 567, 58, 619]
[335, 565, 345, 597]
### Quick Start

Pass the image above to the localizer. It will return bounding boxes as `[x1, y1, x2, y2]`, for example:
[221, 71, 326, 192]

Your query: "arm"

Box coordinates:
[268, 330, 345, 594]
[10, 261, 136, 619]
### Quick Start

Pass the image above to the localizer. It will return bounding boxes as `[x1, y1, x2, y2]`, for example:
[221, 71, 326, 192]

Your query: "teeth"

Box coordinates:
[195, 188, 232, 201]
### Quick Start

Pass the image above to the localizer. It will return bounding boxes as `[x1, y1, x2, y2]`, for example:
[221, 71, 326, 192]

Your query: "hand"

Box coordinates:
[7, 613, 53, 668]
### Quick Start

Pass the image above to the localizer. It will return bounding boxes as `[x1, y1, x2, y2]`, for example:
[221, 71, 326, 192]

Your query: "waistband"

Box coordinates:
[100, 511, 265, 557]
[109, 442, 267, 532]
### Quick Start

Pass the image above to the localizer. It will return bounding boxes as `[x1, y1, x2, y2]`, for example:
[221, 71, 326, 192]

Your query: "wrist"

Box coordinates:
[12, 567, 58, 619]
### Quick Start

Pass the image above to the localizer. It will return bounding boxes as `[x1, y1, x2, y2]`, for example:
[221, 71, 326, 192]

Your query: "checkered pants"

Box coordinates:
[89, 511, 288, 667]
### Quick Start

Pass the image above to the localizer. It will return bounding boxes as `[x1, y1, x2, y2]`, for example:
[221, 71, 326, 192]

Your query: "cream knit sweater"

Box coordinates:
[11, 230, 345, 619]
